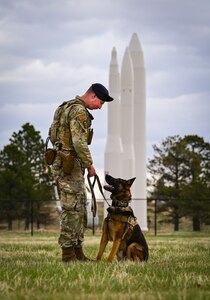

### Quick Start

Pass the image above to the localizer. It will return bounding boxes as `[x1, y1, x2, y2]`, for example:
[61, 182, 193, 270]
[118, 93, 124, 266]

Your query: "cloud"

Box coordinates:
[0, 0, 210, 174]
[0, 102, 56, 139]
[147, 92, 210, 157]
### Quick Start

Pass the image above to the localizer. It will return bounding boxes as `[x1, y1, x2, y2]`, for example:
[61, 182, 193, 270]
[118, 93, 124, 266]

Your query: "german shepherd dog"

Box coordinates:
[96, 174, 149, 263]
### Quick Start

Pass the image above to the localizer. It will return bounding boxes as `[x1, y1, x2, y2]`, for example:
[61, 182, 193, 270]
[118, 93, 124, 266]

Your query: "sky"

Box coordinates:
[0, 0, 210, 176]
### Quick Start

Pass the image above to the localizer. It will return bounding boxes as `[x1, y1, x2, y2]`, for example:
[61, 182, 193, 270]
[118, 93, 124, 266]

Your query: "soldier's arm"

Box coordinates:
[69, 105, 93, 168]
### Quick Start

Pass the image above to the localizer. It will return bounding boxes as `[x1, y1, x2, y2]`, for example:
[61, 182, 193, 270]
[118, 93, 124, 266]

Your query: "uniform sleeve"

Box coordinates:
[69, 105, 93, 168]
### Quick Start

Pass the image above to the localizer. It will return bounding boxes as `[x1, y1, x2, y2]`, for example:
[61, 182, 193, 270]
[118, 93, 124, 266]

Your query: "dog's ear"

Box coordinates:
[127, 177, 136, 187]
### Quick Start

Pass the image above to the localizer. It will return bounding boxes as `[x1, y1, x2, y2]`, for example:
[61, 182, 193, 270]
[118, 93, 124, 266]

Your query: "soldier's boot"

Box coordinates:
[74, 246, 94, 262]
[62, 247, 77, 262]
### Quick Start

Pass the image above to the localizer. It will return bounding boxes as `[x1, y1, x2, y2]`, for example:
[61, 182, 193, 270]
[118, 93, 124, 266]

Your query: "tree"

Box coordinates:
[180, 135, 210, 231]
[0, 123, 53, 230]
[10, 123, 54, 229]
[148, 135, 187, 231]
[147, 135, 210, 231]
[0, 144, 26, 229]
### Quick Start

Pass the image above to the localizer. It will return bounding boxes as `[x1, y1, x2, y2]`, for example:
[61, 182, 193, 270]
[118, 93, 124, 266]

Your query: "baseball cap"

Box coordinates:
[92, 83, 114, 102]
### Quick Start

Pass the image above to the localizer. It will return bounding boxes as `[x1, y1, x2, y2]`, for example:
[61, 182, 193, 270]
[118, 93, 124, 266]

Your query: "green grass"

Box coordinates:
[0, 231, 209, 300]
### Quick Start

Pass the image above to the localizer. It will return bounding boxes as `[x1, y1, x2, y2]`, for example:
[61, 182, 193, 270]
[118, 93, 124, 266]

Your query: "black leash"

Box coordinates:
[87, 174, 110, 217]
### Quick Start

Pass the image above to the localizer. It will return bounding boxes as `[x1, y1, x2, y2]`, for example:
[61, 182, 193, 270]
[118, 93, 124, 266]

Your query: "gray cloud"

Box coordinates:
[0, 0, 210, 171]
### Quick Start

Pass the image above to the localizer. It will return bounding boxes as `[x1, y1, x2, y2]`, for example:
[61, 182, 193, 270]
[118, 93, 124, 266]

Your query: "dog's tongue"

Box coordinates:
[104, 184, 114, 191]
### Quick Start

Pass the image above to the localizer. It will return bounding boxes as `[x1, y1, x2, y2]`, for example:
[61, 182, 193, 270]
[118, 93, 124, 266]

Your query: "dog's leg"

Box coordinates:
[127, 243, 144, 262]
[108, 238, 121, 263]
[96, 220, 109, 261]
[96, 233, 108, 261]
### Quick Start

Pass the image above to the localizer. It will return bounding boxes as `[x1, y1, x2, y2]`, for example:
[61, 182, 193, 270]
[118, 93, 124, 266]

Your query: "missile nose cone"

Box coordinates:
[109, 46, 120, 96]
[121, 47, 133, 81]
[129, 33, 144, 68]
[110, 47, 118, 65]
[129, 33, 142, 51]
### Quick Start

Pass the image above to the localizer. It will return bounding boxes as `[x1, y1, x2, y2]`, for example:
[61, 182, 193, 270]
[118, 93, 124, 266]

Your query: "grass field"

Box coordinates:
[0, 231, 209, 300]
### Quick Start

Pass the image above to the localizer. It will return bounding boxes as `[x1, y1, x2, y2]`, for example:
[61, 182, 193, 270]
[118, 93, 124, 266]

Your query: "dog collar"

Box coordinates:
[112, 199, 130, 207]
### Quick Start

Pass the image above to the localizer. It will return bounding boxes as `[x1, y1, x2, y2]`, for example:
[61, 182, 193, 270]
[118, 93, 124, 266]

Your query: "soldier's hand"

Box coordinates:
[87, 165, 96, 177]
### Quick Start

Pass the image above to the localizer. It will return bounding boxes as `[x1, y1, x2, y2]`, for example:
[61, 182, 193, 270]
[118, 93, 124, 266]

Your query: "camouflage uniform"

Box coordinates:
[51, 96, 93, 249]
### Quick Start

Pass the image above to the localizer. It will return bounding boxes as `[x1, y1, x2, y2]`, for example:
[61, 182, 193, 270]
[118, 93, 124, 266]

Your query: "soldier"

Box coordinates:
[49, 83, 114, 262]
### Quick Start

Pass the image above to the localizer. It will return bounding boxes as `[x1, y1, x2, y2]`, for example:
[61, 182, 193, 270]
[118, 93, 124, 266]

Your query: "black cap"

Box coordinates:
[92, 83, 114, 102]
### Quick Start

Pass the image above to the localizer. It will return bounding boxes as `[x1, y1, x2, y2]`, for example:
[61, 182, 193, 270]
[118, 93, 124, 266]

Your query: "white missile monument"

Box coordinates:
[104, 33, 148, 230]
[104, 47, 123, 178]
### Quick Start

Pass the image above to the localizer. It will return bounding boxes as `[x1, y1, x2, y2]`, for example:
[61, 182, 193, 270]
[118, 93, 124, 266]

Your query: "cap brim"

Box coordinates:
[102, 96, 114, 102]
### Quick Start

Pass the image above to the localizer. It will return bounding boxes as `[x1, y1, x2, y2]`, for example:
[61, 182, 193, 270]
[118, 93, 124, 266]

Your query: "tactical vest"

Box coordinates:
[48, 97, 93, 150]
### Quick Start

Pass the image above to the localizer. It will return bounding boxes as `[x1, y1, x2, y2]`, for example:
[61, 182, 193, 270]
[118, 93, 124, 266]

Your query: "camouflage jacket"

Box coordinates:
[50, 96, 93, 168]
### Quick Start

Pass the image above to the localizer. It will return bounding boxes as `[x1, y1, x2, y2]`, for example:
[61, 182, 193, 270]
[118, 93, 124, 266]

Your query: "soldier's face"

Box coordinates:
[88, 95, 104, 110]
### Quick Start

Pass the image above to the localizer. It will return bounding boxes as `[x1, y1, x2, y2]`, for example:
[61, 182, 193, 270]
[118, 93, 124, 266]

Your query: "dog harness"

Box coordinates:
[106, 206, 138, 241]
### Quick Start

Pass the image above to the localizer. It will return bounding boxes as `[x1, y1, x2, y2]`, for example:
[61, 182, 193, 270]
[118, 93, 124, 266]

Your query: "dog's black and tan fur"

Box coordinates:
[96, 174, 149, 263]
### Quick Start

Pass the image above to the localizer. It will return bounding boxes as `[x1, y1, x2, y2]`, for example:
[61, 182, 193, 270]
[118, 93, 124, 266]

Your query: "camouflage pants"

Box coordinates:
[52, 156, 87, 249]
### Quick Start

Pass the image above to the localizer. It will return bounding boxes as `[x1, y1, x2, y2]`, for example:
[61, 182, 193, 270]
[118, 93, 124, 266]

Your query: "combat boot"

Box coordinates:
[62, 247, 77, 262]
[74, 246, 94, 262]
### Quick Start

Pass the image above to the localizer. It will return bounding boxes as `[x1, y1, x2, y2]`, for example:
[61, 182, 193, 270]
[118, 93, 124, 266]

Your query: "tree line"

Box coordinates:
[147, 135, 210, 231]
[0, 123, 210, 232]
[0, 123, 53, 230]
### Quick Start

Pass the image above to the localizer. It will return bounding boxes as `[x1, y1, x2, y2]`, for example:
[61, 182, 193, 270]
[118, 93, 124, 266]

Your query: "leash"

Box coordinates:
[87, 174, 110, 217]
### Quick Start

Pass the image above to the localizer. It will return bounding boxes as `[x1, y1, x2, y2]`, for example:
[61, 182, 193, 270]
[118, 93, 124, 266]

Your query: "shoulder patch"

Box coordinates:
[77, 110, 87, 122]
